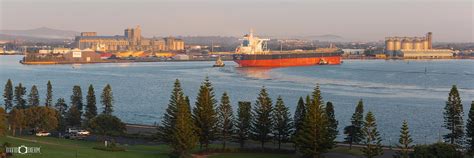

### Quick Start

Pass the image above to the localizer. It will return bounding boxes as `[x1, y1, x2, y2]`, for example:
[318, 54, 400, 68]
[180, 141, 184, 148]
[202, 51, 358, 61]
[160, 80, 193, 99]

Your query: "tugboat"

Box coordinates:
[213, 56, 225, 67]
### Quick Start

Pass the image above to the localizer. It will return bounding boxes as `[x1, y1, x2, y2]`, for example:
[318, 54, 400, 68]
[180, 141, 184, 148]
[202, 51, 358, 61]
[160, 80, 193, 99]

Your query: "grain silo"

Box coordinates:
[394, 38, 401, 51]
[401, 38, 413, 50]
[422, 39, 429, 50]
[413, 38, 423, 50]
[385, 38, 395, 51]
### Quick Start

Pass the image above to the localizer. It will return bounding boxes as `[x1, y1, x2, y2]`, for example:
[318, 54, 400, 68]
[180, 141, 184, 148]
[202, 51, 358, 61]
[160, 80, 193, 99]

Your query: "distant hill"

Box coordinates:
[0, 27, 79, 39]
[0, 33, 71, 42]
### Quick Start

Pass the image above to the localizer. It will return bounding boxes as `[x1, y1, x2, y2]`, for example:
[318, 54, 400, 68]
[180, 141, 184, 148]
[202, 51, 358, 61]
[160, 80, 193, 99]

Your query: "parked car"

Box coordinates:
[64, 132, 85, 140]
[35, 131, 50, 137]
[77, 130, 90, 136]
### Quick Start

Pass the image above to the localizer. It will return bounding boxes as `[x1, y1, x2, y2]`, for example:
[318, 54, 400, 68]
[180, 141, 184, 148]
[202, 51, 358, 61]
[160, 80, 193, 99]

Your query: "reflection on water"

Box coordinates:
[235, 67, 274, 79]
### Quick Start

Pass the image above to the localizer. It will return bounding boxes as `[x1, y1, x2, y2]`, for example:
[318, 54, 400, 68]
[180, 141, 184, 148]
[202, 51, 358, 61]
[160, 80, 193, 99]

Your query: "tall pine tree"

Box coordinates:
[3, 79, 13, 111]
[235, 101, 251, 148]
[217, 92, 233, 149]
[295, 85, 331, 157]
[101, 84, 114, 115]
[396, 120, 413, 158]
[343, 125, 356, 149]
[66, 105, 82, 127]
[28, 85, 40, 107]
[170, 85, 197, 158]
[70, 85, 83, 112]
[361, 111, 383, 158]
[14, 83, 27, 109]
[45, 80, 53, 107]
[55, 98, 68, 131]
[346, 99, 364, 144]
[157, 79, 184, 143]
[192, 77, 218, 149]
[466, 101, 474, 154]
[443, 85, 464, 145]
[273, 96, 292, 150]
[85, 84, 97, 122]
[326, 101, 338, 148]
[293, 97, 306, 141]
[251, 87, 273, 150]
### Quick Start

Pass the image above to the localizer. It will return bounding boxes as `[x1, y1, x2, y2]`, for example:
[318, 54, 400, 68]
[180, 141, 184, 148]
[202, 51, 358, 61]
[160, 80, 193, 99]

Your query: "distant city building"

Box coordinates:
[384, 32, 453, 59]
[75, 25, 185, 52]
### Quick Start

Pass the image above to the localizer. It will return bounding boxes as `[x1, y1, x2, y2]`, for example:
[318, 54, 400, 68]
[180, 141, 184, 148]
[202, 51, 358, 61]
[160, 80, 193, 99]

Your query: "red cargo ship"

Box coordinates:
[233, 31, 343, 67]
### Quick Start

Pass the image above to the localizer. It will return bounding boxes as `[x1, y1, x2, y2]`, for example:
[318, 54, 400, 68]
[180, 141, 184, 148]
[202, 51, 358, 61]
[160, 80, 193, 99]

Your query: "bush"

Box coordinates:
[413, 142, 462, 158]
[88, 114, 126, 136]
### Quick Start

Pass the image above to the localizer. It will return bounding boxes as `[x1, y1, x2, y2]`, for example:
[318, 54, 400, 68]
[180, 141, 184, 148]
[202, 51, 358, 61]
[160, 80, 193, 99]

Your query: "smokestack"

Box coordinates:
[426, 32, 432, 49]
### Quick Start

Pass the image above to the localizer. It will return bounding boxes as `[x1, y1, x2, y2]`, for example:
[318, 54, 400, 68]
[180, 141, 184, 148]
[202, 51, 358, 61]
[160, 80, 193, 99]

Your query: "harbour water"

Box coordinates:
[1, 55, 473, 145]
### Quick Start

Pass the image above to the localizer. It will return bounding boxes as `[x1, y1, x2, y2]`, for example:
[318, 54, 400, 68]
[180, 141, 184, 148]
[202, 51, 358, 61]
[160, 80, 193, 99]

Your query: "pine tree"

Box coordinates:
[217, 92, 233, 149]
[66, 105, 82, 127]
[295, 85, 331, 157]
[70, 85, 83, 112]
[192, 77, 218, 149]
[293, 97, 306, 141]
[251, 87, 273, 150]
[3, 79, 13, 111]
[343, 125, 356, 149]
[443, 85, 464, 145]
[235, 101, 251, 148]
[273, 96, 292, 150]
[101, 84, 114, 115]
[326, 101, 338, 148]
[85, 84, 97, 122]
[347, 99, 364, 144]
[396, 120, 413, 158]
[45, 80, 53, 107]
[170, 88, 197, 158]
[28, 85, 40, 107]
[361, 111, 383, 158]
[157, 79, 184, 143]
[14, 83, 27, 109]
[466, 101, 474, 154]
[55, 98, 68, 131]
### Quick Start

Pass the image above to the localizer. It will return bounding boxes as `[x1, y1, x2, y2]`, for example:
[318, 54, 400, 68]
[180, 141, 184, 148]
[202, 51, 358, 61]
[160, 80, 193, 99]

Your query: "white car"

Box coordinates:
[77, 130, 90, 135]
[35, 131, 50, 137]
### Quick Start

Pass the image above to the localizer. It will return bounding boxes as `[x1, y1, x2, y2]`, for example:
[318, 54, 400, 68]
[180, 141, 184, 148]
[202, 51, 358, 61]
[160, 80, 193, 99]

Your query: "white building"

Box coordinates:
[342, 49, 365, 55]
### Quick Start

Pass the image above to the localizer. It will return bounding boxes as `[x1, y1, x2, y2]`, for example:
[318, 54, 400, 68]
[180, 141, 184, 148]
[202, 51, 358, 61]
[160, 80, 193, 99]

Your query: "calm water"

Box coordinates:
[1, 55, 474, 145]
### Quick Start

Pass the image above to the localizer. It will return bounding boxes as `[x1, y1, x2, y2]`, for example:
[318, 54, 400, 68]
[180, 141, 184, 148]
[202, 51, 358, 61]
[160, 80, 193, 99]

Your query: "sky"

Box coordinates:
[0, 0, 473, 42]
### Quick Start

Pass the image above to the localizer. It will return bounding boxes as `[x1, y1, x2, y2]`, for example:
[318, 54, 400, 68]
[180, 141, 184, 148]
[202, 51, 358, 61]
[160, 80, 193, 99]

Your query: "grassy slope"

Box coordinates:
[0, 136, 169, 158]
[0, 136, 364, 158]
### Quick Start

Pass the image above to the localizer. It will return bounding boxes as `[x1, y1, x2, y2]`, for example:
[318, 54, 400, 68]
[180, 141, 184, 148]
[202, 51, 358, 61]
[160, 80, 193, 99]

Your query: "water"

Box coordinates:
[1, 55, 473, 145]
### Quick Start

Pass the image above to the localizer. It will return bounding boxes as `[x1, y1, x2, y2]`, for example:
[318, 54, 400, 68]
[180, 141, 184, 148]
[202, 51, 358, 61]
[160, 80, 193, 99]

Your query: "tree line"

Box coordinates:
[2, 79, 125, 137]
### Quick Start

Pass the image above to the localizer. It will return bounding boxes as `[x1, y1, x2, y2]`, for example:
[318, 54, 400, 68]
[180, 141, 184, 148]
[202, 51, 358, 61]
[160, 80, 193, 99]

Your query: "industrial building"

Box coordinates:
[385, 32, 453, 59]
[75, 25, 185, 52]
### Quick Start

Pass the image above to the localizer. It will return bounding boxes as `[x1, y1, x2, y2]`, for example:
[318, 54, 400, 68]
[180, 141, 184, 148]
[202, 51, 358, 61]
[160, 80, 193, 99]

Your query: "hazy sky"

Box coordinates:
[1, 0, 473, 42]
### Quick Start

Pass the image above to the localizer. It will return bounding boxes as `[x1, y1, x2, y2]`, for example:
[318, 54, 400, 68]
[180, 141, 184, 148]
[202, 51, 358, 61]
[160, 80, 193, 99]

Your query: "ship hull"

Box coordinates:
[233, 52, 342, 67]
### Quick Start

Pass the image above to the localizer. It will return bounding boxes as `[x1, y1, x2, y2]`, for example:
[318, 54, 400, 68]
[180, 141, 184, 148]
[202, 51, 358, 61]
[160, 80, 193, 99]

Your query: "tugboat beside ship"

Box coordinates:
[213, 56, 225, 67]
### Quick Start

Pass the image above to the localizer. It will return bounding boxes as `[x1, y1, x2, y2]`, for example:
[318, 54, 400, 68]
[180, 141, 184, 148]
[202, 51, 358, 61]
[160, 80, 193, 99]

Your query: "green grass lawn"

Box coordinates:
[0, 136, 169, 158]
[0, 136, 365, 158]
